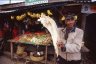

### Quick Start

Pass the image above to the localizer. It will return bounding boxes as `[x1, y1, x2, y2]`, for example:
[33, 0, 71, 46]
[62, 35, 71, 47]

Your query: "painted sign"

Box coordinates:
[25, 0, 48, 5]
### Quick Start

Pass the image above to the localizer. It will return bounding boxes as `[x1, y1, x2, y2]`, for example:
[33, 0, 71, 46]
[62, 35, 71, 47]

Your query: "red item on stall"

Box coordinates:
[24, 31, 31, 34]
[0, 30, 3, 38]
[14, 37, 19, 41]
[12, 27, 19, 38]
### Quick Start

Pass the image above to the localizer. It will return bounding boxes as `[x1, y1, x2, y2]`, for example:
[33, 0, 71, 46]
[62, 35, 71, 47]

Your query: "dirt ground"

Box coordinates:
[0, 52, 96, 64]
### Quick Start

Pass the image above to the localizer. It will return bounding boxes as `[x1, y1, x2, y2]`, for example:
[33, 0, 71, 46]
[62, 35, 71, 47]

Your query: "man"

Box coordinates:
[38, 13, 84, 64]
[57, 14, 84, 64]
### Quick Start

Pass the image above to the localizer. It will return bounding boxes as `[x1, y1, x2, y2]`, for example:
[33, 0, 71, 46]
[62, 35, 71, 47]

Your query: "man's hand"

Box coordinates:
[57, 42, 64, 48]
[57, 42, 66, 52]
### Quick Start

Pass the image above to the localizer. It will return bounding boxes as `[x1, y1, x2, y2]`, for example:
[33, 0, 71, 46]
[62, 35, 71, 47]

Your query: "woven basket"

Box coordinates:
[16, 45, 25, 56]
[30, 55, 44, 62]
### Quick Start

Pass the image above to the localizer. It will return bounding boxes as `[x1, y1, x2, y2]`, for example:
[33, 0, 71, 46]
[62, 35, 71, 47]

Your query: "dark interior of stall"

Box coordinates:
[0, 2, 83, 58]
[84, 13, 96, 59]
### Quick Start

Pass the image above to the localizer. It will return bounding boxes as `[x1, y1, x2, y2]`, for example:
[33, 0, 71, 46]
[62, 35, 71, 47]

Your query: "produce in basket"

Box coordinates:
[30, 51, 44, 61]
[16, 45, 25, 56]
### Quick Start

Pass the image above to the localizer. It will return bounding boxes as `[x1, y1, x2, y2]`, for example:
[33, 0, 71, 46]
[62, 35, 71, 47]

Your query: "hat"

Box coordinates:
[65, 14, 76, 20]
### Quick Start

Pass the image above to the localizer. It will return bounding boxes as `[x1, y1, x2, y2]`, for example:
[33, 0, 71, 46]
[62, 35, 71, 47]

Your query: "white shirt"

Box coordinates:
[57, 27, 84, 61]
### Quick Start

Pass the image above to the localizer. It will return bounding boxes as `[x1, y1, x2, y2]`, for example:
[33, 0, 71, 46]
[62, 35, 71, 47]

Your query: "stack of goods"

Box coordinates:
[19, 34, 33, 43]
[31, 33, 52, 45]
[13, 32, 52, 45]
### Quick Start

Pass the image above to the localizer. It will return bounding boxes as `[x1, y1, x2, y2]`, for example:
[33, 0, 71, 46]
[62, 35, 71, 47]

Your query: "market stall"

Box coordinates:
[0, 1, 83, 64]
[8, 32, 52, 64]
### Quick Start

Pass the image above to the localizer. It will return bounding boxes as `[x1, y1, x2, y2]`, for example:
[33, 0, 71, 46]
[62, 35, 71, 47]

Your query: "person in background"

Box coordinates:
[57, 13, 84, 64]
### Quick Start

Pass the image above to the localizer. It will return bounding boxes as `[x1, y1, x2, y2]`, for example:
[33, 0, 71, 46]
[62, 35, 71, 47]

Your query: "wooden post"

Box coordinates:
[10, 42, 13, 59]
[45, 45, 48, 64]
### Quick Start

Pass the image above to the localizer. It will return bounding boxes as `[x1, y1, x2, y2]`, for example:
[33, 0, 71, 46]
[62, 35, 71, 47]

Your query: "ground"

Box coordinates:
[0, 52, 96, 64]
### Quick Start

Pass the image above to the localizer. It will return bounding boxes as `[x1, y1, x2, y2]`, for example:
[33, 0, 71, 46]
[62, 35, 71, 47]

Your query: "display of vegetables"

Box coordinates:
[12, 33, 52, 45]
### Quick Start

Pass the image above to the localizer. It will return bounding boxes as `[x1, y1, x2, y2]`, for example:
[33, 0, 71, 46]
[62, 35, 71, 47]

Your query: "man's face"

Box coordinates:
[65, 19, 75, 28]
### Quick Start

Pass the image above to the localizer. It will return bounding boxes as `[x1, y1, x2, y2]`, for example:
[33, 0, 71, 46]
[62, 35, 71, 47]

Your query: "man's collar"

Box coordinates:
[71, 27, 76, 32]
[62, 26, 76, 32]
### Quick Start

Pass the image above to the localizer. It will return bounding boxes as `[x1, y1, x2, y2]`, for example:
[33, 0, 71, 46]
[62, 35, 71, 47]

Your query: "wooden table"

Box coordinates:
[8, 33, 52, 64]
